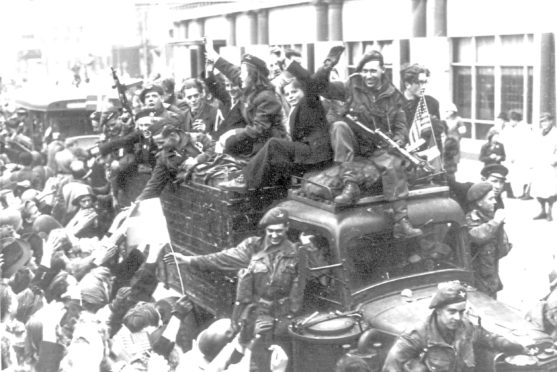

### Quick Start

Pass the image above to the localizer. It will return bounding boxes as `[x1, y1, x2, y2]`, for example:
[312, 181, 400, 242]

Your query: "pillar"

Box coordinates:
[225, 14, 236, 46]
[411, 0, 427, 37]
[426, 0, 447, 37]
[541, 33, 555, 118]
[257, 9, 269, 45]
[327, 0, 343, 41]
[312, 0, 328, 42]
[247, 11, 258, 45]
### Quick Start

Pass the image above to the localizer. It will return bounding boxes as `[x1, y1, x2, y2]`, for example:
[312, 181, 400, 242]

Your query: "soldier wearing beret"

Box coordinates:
[382, 281, 526, 372]
[449, 163, 508, 212]
[137, 124, 215, 200]
[466, 182, 511, 299]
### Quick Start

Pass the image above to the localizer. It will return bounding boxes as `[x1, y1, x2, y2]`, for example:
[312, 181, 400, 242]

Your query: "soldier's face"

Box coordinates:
[436, 301, 466, 331]
[361, 61, 383, 89]
[484, 175, 505, 197]
[144, 92, 163, 109]
[477, 190, 496, 215]
[265, 223, 288, 246]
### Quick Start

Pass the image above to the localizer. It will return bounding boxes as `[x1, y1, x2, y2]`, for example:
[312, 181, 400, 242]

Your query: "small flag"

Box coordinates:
[408, 95, 441, 170]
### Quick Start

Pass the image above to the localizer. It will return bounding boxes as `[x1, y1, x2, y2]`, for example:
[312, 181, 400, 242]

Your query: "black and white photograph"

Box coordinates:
[1, 0, 557, 371]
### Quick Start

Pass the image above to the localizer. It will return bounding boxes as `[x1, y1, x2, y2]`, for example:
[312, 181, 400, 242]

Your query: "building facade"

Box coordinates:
[158, 0, 557, 143]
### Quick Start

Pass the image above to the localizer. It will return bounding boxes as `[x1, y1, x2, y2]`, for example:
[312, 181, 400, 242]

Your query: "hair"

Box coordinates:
[1, 283, 14, 320]
[487, 128, 500, 142]
[161, 78, 175, 94]
[243, 63, 274, 100]
[181, 78, 204, 94]
[508, 110, 523, 122]
[355, 50, 384, 72]
[400, 63, 430, 86]
[497, 112, 509, 121]
[123, 301, 160, 333]
[45, 270, 70, 303]
[155, 297, 178, 325]
[16, 288, 44, 324]
[18, 152, 33, 166]
[281, 78, 304, 95]
[335, 355, 372, 372]
[9, 266, 34, 294]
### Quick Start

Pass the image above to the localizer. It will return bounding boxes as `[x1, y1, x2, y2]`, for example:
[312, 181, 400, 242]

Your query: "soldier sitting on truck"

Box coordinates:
[137, 124, 215, 200]
[382, 281, 527, 372]
[316, 49, 422, 239]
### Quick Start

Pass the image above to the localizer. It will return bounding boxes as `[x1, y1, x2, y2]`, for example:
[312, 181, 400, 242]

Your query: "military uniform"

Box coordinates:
[466, 209, 510, 298]
[382, 311, 523, 372]
[137, 132, 215, 200]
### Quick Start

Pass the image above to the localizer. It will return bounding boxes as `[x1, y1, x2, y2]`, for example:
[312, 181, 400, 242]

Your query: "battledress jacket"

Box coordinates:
[314, 68, 408, 155]
[382, 311, 523, 372]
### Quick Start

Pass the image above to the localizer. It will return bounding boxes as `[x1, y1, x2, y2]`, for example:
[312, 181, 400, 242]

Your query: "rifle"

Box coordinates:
[345, 113, 435, 173]
[110, 67, 136, 126]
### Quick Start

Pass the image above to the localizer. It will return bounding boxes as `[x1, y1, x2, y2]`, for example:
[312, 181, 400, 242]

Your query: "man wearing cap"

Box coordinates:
[313, 49, 422, 239]
[205, 43, 286, 157]
[466, 182, 510, 299]
[139, 84, 186, 130]
[137, 124, 215, 200]
[382, 281, 526, 372]
[449, 163, 508, 213]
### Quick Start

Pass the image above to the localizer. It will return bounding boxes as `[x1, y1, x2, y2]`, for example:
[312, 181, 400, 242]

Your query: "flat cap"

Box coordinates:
[242, 54, 269, 77]
[480, 164, 508, 179]
[429, 281, 467, 309]
[258, 207, 289, 228]
[466, 182, 493, 203]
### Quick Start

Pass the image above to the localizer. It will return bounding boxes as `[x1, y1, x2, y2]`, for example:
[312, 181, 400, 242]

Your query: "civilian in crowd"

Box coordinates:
[479, 128, 506, 167]
[530, 112, 557, 221]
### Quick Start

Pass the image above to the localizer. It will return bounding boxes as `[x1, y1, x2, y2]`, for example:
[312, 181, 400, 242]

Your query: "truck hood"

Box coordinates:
[361, 285, 552, 346]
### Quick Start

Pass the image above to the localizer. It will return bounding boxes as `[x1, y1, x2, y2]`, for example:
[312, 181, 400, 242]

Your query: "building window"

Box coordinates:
[451, 34, 534, 139]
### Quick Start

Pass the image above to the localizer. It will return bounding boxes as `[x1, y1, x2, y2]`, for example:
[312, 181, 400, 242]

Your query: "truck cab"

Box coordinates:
[161, 181, 557, 371]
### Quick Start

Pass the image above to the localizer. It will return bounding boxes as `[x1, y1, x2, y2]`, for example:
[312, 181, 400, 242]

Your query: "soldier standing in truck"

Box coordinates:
[316, 50, 422, 239]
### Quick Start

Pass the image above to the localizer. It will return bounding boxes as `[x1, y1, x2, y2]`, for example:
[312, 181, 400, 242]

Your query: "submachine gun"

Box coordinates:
[344, 113, 435, 174]
[110, 67, 136, 127]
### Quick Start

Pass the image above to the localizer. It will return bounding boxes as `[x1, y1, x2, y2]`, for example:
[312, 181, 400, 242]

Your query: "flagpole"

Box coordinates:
[166, 241, 186, 295]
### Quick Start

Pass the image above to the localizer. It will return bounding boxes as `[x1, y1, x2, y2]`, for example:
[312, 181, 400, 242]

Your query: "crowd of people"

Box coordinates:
[0, 36, 554, 372]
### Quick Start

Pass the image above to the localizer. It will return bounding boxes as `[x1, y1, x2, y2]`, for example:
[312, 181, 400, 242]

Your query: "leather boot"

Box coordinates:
[334, 182, 360, 206]
[392, 200, 423, 239]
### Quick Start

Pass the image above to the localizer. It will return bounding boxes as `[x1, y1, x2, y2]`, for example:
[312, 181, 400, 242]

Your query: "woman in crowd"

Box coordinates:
[479, 128, 506, 167]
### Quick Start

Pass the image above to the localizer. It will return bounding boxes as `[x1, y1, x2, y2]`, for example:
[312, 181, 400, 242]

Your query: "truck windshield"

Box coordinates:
[345, 222, 463, 291]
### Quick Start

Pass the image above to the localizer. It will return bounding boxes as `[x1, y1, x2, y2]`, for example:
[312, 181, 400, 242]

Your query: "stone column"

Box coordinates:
[541, 33, 555, 118]
[411, 0, 426, 37]
[312, 0, 328, 42]
[247, 11, 258, 45]
[426, 0, 447, 37]
[225, 14, 236, 46]
[327, 0, 343, 41]
[257, 9, 269, 45]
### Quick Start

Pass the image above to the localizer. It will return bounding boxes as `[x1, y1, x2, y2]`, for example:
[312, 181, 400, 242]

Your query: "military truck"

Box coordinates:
[160, 181, 557, 371]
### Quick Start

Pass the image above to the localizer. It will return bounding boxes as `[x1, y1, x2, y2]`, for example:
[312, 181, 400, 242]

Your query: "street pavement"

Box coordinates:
[456, 157, 555, 314]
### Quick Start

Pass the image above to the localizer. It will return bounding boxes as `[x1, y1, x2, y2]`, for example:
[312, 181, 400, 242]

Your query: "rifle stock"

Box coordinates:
[345, 114, 434, 173]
